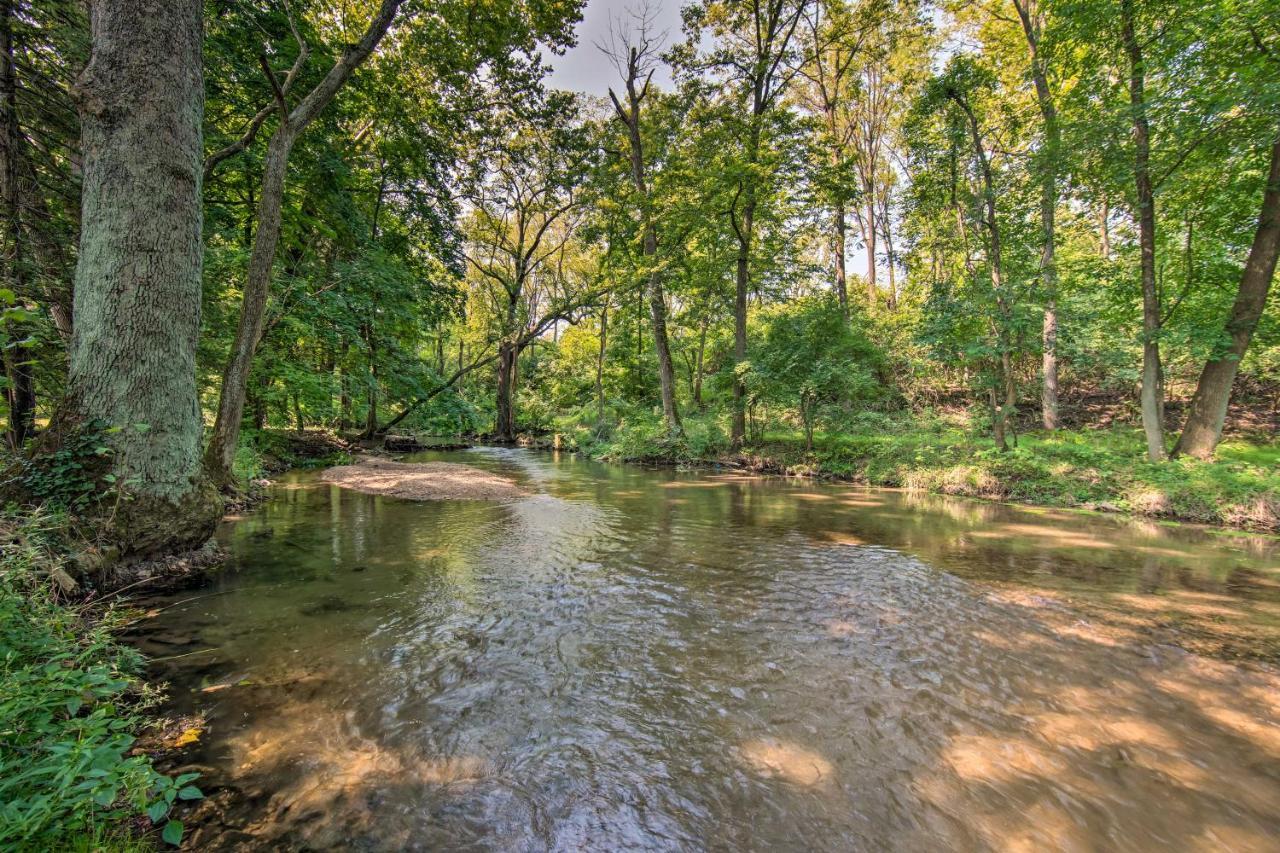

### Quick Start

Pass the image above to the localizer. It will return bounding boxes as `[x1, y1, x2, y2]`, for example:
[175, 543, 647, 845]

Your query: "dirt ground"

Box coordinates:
[321, 458, 527, 501]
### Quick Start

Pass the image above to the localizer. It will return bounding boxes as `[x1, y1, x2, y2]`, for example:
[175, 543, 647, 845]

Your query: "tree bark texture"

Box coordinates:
[68, 0, 218, 554]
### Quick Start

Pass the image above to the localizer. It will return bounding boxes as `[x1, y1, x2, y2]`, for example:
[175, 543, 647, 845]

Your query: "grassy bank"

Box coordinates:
[0, 512, 198, 850]
[554, 410, 1280, 532]
[230, 428, 355, 487]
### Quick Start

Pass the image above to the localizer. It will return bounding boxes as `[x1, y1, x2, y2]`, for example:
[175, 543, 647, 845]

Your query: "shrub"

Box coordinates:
[10, 420, 115, 512]
[0, 513, 198, 848]
[683, 418, 730, 459]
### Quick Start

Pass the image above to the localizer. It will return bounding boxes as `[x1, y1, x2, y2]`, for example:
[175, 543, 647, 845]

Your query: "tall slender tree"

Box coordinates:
[1120, 0, 1166, 460]
[795, 0, 875, 317]
[1010, 0, 1061, 429]
[605, 9, 682, 436]
[680, 0, 811, 447]
[942, 65, 1017, 449]
[205, 0, 404, 487]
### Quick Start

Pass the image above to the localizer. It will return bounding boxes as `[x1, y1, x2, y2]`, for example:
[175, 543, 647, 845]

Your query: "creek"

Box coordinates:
[129, 447, 1280, 850]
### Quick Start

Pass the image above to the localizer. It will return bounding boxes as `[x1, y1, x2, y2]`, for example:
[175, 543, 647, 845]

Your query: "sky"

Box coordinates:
[546, 0, 684, 97]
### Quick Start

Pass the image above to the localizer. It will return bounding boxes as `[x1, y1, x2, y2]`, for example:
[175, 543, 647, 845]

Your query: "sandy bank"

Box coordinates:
[320, 458, 526, 501]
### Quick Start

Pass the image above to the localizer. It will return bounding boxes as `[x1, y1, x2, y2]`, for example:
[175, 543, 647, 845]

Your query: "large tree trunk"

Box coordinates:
[646, 237, 682, 435]
[67, 0, 218, 555]
[204, 0, 401, 486]
[1042, 289, 1059, 428]
[495, 341, 517, 442]
[1174, 135, 1280, 459]
[1122, 0, 1166, 461]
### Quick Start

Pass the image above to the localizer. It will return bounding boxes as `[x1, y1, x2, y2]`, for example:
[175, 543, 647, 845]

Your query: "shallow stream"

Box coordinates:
[130, 447, 1280, 850]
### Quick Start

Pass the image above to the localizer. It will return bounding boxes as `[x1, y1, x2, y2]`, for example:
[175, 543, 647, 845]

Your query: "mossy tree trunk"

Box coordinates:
[67, 0, 219, 556]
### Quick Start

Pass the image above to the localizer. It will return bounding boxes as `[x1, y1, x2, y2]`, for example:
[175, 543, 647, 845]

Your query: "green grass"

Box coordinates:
[0, 511, 198, 850]
[560, 410, 1279, 531]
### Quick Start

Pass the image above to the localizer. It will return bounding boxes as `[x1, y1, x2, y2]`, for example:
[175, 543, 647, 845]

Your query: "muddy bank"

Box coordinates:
[320, 457, 527, 501]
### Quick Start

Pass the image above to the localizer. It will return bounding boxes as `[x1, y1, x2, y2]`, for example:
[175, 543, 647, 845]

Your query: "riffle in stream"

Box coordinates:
[128, 447, 1280, 851]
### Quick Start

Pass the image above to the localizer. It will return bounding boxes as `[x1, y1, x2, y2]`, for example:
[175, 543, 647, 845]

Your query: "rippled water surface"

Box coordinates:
[132, 447, 1280, 851]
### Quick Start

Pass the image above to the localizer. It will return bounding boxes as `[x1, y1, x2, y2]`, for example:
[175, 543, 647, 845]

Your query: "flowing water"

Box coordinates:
[130, 447, 1280, 851]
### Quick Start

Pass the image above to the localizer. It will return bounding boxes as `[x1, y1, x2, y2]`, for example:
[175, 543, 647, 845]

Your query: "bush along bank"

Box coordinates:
[551, 411, 1280, 533]
[0, 511, 202, 850]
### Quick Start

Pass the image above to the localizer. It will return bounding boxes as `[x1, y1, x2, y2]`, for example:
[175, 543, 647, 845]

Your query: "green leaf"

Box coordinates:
[177, 785, 203, 800]
[148, 800, 169, 822]
[162, 819, 184, 846]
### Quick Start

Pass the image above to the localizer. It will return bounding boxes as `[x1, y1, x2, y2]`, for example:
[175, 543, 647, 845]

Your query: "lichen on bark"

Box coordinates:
[65, 0, 220, 557]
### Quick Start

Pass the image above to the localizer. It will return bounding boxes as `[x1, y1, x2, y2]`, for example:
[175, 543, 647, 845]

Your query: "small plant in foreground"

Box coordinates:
[0, 513, 201, 848]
